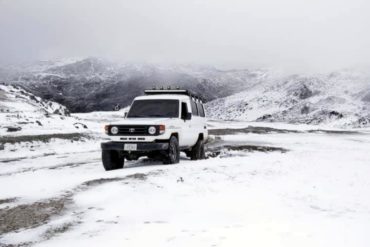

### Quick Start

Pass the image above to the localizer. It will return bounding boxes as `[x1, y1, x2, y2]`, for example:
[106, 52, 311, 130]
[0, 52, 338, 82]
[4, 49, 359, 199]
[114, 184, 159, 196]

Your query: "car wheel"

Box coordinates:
[191, 139, 206, 160]
[163, 136, 180, 164]
[102, 150, 124, 171]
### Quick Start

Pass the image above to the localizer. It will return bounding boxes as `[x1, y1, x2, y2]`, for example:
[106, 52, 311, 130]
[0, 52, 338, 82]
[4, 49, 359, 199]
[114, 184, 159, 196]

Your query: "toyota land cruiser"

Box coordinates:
[101, 89, 208, 170]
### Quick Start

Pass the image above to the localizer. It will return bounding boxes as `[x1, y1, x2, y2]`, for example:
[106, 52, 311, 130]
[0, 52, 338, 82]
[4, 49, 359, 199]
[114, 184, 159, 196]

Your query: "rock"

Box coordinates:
[298, 84, 313, 99]
[362, 92, 370, 102]
[256, 114, 273, 122]
[329, 111, 343, 119]
[301, 105, 310, 114]
[73, 122, 88, 129]
[358, 117, 370, 126]
[6, 126, 22, 132]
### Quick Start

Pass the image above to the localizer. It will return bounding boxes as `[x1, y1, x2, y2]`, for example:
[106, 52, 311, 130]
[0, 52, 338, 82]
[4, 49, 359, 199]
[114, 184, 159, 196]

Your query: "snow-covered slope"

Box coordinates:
[0, 83, 69, 115]
[0, 83, 79, 136]
[206, 70, 370, 128]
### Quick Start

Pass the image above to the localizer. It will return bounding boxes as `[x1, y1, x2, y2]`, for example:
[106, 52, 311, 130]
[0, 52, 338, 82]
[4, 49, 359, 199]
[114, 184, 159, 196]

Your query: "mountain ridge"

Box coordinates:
[1, 58, 369, 127]
[0, 57, 269, 112]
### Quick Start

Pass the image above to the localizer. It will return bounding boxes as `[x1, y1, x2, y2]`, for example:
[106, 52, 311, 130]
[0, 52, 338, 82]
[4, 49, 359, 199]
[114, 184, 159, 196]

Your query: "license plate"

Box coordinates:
[124, 144, 137, 151]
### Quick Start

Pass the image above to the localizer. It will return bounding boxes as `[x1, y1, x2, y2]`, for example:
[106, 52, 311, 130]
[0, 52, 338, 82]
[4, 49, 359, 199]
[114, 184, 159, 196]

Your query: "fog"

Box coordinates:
[0, 0, 369, 72]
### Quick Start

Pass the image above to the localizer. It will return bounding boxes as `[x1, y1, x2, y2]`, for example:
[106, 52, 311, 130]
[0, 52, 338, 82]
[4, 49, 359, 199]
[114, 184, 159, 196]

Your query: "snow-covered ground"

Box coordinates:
[1, 114, 370, 246]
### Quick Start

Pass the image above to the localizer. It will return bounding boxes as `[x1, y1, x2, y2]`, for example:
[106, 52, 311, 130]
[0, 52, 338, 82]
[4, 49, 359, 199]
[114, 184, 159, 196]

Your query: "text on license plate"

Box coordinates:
[124, 144, 137, 151]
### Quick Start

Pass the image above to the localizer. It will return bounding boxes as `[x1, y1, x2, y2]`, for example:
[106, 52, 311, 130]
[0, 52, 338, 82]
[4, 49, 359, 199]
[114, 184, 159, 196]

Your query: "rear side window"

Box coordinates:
[191, 100, 198, 116]
[181, 102, 188, 119]
[197, 102, 205, 117]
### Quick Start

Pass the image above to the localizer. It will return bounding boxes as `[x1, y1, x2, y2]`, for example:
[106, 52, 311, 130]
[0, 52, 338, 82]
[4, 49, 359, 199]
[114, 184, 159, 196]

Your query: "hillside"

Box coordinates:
[206, 71, 370, 127]
[0, 83, 78, 136]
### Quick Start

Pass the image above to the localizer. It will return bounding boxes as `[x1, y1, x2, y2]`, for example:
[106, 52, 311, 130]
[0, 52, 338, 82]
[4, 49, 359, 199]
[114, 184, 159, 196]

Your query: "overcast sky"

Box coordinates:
[0, 0, 369, 72]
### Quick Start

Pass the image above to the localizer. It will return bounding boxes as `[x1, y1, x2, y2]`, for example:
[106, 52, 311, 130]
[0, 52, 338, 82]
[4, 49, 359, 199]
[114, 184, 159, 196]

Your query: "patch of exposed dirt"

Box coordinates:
[0, 152, 57, 164]
[42, 222, 75, 241]
[207, 144, 288, 158]
[221, 145, 288, 152]
[209, 126, 362, 136]
[0, 241, 33, 247]
[209, 126, 300, 135]
[0, 198, 17, 205]
[0, 133, 90, 145]
[306, 129, 361, 135]
[0, 160, 97, 177]
[0, 170, 163, 244]
[79, 172, 154, 188]
[80, 177, 127, 187]
[0, 198, 70, 235]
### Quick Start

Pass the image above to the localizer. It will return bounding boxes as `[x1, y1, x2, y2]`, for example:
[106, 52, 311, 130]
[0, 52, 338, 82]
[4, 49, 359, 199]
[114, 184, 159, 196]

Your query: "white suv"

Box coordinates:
[101, 89, 208, 170]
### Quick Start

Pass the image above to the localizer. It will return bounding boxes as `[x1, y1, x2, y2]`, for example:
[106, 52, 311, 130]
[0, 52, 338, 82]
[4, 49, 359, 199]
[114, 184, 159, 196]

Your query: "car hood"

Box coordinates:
[108, 118, 174, 125]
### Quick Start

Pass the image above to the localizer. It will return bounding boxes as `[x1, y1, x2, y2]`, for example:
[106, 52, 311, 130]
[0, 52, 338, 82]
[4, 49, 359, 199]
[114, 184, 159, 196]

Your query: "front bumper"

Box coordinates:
[101, 141, 169, 152]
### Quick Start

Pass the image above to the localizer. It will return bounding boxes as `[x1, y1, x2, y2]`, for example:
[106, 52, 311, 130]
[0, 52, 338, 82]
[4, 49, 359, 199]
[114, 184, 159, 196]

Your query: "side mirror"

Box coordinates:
[113, 104, 121, 111]
[185, 112, 192, 120]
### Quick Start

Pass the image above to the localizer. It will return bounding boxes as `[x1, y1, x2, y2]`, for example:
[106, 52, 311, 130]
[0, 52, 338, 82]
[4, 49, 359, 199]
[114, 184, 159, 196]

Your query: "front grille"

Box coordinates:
[117, 125, 148, 136]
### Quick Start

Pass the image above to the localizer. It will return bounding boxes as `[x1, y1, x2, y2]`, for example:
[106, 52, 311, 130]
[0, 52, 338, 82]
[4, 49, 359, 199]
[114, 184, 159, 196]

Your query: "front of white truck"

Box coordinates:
[101, 89, 208, 170]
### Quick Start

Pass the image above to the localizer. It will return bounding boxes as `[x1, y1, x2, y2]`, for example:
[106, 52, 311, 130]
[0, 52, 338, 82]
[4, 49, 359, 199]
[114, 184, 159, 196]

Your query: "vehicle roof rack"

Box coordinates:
[144, 88, 204, 102]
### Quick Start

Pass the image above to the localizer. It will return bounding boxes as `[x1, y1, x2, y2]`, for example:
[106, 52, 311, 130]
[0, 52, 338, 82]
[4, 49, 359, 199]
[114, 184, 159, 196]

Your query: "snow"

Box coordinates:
[205, 71, 370, 127]
[0, 84, 75, 136]
[1, 115, 370, 246]
[1, 83, 370, 246]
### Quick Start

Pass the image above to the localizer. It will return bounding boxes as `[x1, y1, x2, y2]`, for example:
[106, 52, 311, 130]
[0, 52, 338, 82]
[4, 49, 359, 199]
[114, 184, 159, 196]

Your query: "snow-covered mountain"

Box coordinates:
[206, 70, 370, 127]
[0, 83, 69, 116]
[0, 58, 266, 112]
[1, 58, 370, 127]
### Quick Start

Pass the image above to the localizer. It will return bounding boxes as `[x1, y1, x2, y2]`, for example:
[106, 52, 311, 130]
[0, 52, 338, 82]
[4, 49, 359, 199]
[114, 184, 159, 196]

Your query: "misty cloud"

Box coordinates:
[0, 0, 369, 72]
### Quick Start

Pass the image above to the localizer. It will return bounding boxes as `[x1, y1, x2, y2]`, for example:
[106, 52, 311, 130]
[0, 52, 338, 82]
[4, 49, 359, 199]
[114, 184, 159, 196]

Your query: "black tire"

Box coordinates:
[163, 136, 180, 164]
[190, 139, 206, 160]
[102, 150, 124, 171]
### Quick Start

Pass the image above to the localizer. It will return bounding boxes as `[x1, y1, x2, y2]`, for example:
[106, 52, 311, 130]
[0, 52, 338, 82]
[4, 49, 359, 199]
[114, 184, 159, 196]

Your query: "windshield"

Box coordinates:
[127, 100, 179, 118]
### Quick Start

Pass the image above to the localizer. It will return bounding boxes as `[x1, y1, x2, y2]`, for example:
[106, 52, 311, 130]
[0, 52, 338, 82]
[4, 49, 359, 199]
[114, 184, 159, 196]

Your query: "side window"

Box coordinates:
[197, 102, 205, 117]
[191, 100, 198, 116]
[181, 102, 188, 119]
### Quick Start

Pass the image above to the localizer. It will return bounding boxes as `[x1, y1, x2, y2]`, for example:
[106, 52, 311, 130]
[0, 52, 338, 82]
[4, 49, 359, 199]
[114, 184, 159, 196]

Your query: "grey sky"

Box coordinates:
[0, 0, 369, 72]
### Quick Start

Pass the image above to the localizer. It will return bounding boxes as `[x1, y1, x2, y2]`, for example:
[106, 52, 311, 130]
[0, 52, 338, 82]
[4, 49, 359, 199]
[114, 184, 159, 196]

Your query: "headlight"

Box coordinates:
[110, 126, 119, 135]
[148, 126, 156, 135]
